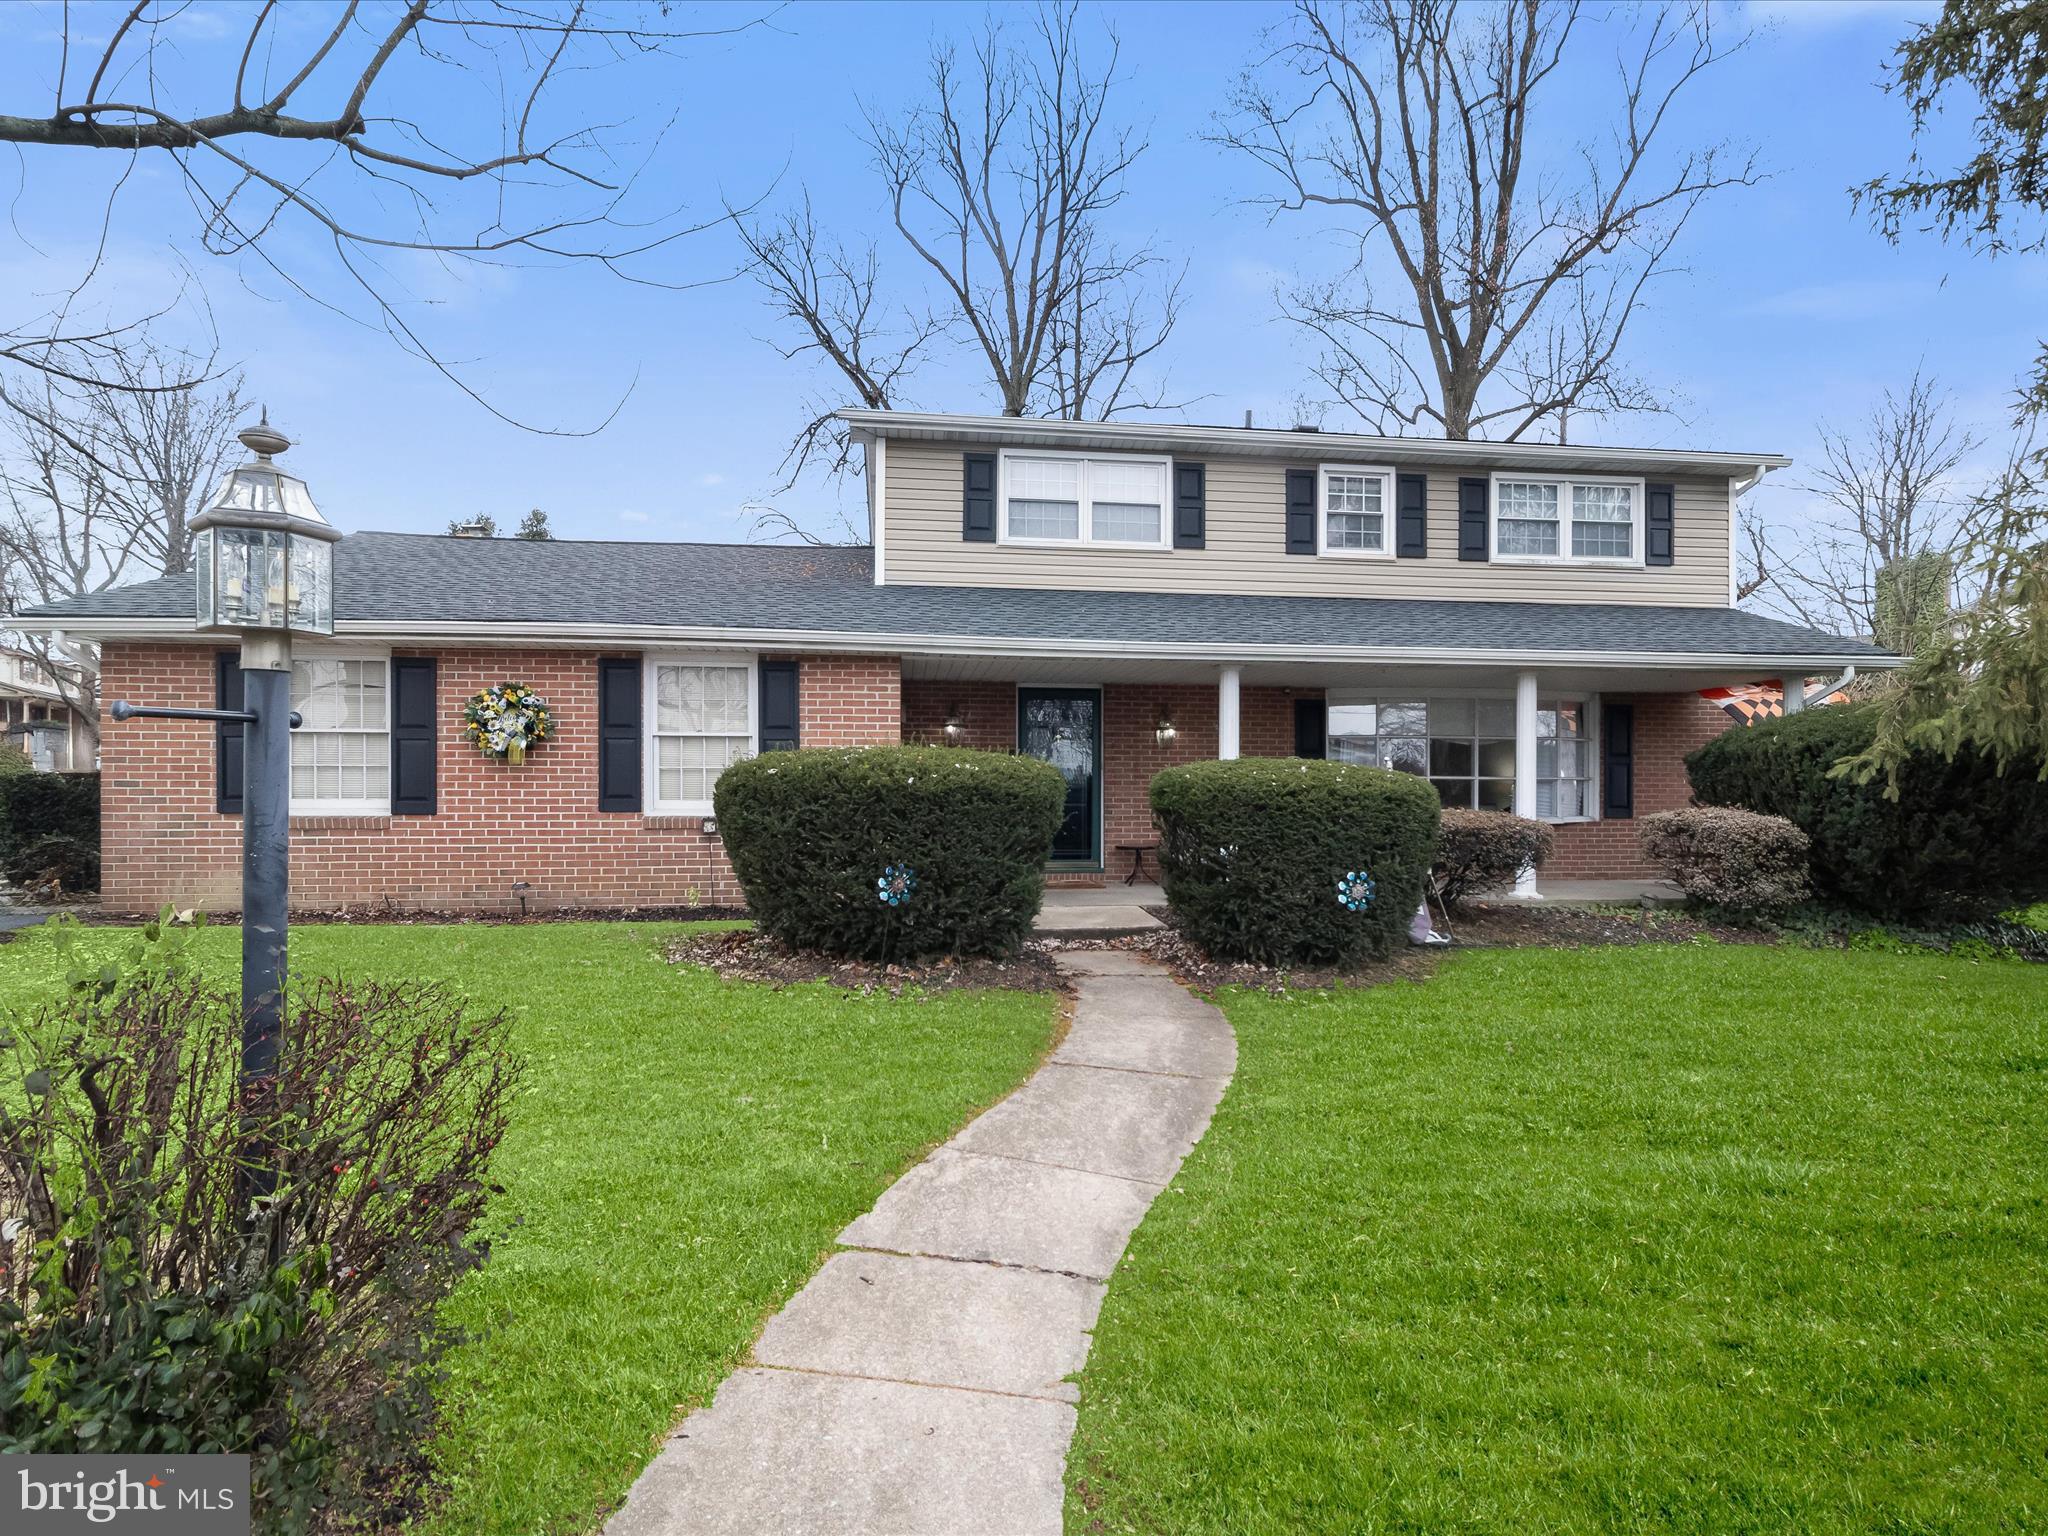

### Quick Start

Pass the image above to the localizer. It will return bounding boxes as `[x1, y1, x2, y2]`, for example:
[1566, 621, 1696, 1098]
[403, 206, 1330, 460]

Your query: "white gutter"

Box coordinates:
[1804, 663, 1858, 705]
[836, 408, 1793, 478]
[8, 614, 1898, 673]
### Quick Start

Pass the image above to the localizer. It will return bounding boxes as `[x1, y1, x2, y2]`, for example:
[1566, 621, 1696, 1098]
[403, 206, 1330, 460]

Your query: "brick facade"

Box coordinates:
[99, 643, 1730, 912]
[97, 644, 900, 915]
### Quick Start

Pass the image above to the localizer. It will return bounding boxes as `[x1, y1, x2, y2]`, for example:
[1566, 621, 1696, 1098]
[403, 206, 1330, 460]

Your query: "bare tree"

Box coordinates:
[1219, 0, 1756, 441]
[0, 2, 770, 426]
[731, 196, 946, 488]
[1755, 371, 1982, 639]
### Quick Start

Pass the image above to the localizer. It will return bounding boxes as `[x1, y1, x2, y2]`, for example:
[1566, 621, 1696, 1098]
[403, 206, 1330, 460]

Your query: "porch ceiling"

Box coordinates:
[897, 652, 1824, 695]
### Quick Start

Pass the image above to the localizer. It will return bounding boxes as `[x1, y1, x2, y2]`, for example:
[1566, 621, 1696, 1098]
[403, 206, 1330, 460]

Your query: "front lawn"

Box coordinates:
[0, 921, 1057, 1536]
[1067, 944, 2048, 1533]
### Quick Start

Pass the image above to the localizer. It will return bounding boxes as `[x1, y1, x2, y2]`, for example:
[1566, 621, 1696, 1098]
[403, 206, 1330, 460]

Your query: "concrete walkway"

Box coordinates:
[1032, 881, 1166, 940]
[606, 950, 1234, 1536]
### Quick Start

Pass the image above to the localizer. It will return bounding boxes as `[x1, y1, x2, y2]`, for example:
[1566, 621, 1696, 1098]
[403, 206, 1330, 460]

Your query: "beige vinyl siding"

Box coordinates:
[882, 439, 1734, 608]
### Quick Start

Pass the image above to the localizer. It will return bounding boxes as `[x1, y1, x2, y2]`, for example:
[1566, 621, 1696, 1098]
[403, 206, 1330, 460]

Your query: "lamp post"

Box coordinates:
[111, 414, 337, 1203]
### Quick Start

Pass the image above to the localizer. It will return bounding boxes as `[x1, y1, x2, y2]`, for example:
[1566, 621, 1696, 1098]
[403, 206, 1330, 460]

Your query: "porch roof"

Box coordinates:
[16, 530, 1892, 672]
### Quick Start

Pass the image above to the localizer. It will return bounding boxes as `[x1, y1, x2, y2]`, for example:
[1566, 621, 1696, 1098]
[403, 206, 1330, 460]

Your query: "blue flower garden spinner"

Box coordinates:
[1335, 869, 1376, 912]
[878, 864, 918, 907]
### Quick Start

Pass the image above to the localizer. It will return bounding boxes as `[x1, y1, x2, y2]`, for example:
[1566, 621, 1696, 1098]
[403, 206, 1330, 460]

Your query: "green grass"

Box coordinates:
[0, 921, 1057, 1535]
[1066, 944, 2048, 1534]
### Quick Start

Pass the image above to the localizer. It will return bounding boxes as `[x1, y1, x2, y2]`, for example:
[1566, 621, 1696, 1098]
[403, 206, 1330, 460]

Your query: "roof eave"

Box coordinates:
[833, 408, 1792, 478]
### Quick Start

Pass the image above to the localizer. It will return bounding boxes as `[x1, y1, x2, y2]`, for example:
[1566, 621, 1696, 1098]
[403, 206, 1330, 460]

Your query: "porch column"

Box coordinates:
[1512, 669, 1540, 898]
[1218, 665, 1242, 760]
[1781, 675, 1806, 714]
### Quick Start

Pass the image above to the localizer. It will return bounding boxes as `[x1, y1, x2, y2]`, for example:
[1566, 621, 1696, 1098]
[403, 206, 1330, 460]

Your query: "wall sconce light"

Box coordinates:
[943, 705, 964, 740]
[1154, 711, 1178, 746]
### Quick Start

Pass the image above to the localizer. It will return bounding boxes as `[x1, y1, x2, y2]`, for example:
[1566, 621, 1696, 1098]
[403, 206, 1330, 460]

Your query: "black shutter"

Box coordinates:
[598, 657, 643, 812]
[1458, 476, 1490, 561]
[962, 452, 997, 542]
[1645, 482, 1676, 566]
[1293, 697, 1327, 759]
[759, 658, 799, 751]
[1173, 461, 1206, 550]
[215, 650, 244, 816]
[1396, 472, 1427, 558]
[390, 657, 438, 815]
[1285, 468, 1316, 554]
[1603, 702, 1634, 819]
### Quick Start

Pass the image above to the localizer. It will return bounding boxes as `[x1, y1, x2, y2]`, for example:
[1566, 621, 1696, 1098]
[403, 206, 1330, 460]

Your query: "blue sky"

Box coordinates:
[1, 0, 2036, 562]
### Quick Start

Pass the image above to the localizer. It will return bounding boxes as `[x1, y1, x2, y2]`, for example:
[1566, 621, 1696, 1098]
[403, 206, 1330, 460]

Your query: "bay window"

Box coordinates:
[290, 656, 389, 815]
[1318, 464, 1392, 556]
[999, 451, 1170, 548]
[1492, 474, 1643, 564]
[648, 655, 755, 816]
[1325, 694, 1593, 820]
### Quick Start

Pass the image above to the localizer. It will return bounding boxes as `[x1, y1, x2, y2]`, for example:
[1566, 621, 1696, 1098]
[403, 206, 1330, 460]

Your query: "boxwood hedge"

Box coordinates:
[713, 745, 1066, 959]
[1686, 703, 2048, 921]
[1150, 758, 1441, 966]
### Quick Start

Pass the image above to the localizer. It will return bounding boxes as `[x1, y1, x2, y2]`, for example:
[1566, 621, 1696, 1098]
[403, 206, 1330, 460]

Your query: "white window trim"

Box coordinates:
[1321, 689, 1597, 823]
[288, 649, 392, 818]
[1316, 463, 1396, 560]
[1489, 471, 1646, 568]
[644, 650, 758, 818]
[996, 447, 1174, 551]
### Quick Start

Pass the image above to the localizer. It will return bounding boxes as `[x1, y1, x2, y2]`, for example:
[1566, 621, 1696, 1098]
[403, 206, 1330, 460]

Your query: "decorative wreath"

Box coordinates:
[463, 682, 554, 759]
[1334, 869, 1377, 912]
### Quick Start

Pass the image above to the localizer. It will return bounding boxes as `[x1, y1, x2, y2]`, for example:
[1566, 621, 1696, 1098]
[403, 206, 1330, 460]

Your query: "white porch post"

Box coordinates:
[1781, 674, 1806, 714]
[1218, 665, 1242, 760]
[1512, 669, 1541, 898]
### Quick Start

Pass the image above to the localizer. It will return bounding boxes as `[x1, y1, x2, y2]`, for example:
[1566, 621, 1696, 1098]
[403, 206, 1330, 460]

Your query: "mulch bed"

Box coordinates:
[666, 927, 1069, 995]
[47, 902, 752, 928]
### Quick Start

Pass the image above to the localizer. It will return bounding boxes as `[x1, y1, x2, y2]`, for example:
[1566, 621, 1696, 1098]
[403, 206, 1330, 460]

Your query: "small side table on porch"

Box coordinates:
[1117, 841, 1159, 885]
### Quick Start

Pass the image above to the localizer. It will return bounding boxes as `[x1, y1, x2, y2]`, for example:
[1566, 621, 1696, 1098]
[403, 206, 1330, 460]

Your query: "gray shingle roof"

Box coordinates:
[17, 530, 1887, 662]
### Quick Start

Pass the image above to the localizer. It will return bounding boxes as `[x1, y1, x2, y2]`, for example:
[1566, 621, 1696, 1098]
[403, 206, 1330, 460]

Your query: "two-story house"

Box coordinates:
[15, 411, 1891, 914]
[0, 642, 91, 771]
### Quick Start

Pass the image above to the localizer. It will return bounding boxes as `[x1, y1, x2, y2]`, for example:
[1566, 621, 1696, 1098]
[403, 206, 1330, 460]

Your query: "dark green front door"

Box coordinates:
[1018, 687, 1102, 866]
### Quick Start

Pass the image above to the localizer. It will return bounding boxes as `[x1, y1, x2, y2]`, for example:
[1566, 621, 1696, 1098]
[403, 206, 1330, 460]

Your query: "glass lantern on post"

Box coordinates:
[192, 413, 339, 647]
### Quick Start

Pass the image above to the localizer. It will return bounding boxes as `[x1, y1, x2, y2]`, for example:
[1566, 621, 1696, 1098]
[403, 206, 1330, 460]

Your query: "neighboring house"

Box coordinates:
[0, 643, 91, 772]
[15, 411, 1893, 914]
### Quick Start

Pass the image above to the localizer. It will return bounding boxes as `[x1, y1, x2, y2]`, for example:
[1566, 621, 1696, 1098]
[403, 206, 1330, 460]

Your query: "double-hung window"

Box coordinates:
[1318, 464, 1393, 556]
[1492, 474, 1643, 564]
[1325, 695, 1593, 820]
[648, 655, 755, 816]
[999, 451, 1170, 548]
[290, 656, 389, 815]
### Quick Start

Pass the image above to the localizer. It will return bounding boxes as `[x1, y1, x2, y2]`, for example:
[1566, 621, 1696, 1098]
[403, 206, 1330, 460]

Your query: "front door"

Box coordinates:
[1018, 687, 1101, 866]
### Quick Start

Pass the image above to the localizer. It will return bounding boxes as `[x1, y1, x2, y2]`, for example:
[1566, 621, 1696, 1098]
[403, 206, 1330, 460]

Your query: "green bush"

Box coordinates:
[1638, 806, 1811, 913]
[1686, 704, 2048, 921]
[713, 745, 1067, 959]
[3, 832, 100, 895]
[1151, 758, 1441, 966]
[0, 769, 99, 862]
[0, 742, 31, 778]
[1433, 809, 1554, 911]
[0, 916, 520, 1534]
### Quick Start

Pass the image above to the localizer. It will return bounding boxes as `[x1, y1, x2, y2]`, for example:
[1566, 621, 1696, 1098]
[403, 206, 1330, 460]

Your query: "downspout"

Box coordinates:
[1802, 664, 1856, 708]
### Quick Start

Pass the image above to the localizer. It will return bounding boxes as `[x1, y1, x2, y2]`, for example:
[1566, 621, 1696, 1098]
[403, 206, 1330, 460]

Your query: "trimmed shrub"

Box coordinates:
[4, 832, 100, 895]
[0, 769, 99, 862]
[1150, 758, 1441, 966]
[714, 745, 1067, 959]
[0, 742, 31, 778]
[0, 915, 521, 1533]
[1686, 704, 2048, 921]
[1639, 807, 1811, 913]
[1433, 809, 1554, 910]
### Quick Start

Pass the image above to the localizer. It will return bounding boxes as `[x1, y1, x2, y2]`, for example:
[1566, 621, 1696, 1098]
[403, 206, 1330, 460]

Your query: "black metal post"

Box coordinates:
[239, 663, 291, 1097]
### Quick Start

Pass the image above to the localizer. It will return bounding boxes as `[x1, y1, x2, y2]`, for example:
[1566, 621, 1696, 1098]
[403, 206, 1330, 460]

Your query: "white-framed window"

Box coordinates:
[998, 450, 1171, 549]
[647, 653, 756, 816]
[1325, 694, 1594, 821]
[1491, 473, 1644, 565]
[1318, 464, 1394, 558]
[290, 655, 390, 816]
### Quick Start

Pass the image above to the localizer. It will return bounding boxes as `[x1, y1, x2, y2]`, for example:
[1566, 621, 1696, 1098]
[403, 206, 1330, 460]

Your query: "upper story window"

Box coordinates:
[291, 656, 389, 815]
[648, 654, 755, 817]
[1318, 464, 1393, 557]
[999, 450, 1170, 549]
[1492, 474, 1643, 565]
